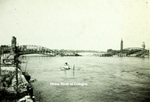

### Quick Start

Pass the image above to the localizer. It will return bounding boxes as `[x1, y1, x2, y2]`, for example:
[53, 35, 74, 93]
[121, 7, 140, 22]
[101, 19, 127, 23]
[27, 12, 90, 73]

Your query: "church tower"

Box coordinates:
[120, 39, 123, 51]
[142, 42, 145, 50]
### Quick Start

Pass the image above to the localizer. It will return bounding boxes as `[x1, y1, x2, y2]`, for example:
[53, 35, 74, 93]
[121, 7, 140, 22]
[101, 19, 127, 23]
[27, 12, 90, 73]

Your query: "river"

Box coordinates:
[20, 55, 150, 102]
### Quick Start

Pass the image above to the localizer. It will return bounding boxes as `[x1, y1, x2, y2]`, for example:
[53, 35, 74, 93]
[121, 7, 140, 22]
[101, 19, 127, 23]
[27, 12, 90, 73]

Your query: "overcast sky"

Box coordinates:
[0, 0, 150, 51]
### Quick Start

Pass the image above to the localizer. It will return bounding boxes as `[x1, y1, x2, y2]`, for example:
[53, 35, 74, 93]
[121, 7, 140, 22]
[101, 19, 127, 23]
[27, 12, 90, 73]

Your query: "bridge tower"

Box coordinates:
[120, 39, 123, 51]
[142, 42, 145, 50]
[11, 36, 17, 54]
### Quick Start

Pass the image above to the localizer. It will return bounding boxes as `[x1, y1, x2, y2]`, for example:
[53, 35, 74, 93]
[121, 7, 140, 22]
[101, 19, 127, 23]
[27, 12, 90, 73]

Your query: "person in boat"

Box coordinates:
[63, 62, 70, 70]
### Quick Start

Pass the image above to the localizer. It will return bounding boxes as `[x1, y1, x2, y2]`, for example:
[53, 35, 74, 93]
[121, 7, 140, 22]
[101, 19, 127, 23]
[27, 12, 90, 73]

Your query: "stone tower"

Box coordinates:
[11, 36, 17, 54]
[142, 42, 145, 50]
[120, 39, 123, 51]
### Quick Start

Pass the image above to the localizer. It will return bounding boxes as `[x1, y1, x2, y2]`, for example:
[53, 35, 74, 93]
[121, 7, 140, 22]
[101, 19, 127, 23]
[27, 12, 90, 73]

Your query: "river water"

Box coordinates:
[20, 55, 150, 102]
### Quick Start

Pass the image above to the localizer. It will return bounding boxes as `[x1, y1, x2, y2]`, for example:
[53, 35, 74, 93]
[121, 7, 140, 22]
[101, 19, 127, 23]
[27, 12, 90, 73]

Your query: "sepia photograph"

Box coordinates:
[0, 0, 150, 102]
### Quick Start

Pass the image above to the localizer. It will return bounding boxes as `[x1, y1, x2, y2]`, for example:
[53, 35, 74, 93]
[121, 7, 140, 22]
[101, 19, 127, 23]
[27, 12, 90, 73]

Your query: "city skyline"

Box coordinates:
[0, 0, 150, 51]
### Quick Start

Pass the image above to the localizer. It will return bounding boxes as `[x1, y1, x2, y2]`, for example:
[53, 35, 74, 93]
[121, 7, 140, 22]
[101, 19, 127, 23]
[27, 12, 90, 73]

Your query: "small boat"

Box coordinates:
[60, 66, 70, 71]
[60, 62, 71, 71]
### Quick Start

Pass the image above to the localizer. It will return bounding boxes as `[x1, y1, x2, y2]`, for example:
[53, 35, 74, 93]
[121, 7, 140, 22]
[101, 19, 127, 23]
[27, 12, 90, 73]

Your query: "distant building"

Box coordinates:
[120, 39, 123, 51]
[142, 42, 145, 50]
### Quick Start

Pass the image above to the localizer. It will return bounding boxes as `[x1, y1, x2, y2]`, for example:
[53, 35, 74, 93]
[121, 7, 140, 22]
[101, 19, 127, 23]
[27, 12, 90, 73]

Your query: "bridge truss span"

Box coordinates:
[18, 45, 56, 56]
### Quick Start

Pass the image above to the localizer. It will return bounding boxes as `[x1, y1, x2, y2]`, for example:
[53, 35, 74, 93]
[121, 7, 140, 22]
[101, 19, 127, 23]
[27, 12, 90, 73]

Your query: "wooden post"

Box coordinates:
[14, 47, 19, 98]
[73, 65, 75, 77]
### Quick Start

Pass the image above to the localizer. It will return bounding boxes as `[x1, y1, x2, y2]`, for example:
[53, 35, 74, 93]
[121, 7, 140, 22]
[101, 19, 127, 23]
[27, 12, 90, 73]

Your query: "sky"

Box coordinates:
[0, 0, 150, 51]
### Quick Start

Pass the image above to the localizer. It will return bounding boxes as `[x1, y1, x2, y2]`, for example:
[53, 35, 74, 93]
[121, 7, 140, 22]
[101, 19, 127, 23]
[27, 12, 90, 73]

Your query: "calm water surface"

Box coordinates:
[20, 56, 150, 102]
